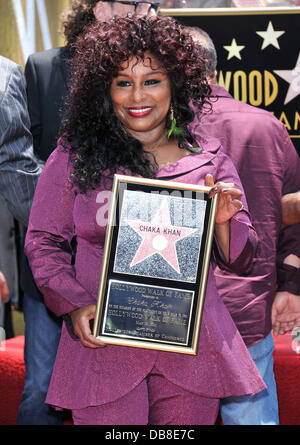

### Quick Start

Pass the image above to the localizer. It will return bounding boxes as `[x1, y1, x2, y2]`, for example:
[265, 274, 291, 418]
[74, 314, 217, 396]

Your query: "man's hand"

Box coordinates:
[272, 291, 300, 336]
[281, 191, 300, 229]
[0, 272, 9, 303]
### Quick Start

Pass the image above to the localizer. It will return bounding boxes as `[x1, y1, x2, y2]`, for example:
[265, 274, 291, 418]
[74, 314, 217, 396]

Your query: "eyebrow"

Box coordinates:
[116, 71, 166, 77]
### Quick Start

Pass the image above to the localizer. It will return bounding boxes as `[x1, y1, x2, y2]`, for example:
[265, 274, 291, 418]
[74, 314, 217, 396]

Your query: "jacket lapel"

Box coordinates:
[157, 135, 220, 179]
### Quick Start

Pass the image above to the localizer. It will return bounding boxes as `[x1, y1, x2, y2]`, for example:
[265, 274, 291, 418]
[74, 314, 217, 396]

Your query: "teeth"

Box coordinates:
[129, 107, 152, 113]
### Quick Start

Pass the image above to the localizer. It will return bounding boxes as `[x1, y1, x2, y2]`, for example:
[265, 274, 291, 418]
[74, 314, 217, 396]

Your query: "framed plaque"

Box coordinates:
[93, 175, 218, 355]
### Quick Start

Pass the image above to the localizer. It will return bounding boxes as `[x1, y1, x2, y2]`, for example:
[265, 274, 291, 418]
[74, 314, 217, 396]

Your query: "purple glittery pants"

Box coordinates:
[72, 366, 219, 425]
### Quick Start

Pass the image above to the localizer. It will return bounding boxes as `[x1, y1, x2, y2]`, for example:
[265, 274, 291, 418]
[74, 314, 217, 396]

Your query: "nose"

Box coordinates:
[147, 7, 157, 17]
[131, 85, 145, 103]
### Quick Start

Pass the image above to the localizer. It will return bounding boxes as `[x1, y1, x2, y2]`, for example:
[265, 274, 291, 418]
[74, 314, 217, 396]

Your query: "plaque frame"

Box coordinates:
[93, 175, 218, 355]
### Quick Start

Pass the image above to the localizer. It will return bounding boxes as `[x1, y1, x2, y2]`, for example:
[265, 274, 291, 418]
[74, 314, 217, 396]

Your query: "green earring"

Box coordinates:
[168, 105, 202, 154]
[168, 105, 184, 139]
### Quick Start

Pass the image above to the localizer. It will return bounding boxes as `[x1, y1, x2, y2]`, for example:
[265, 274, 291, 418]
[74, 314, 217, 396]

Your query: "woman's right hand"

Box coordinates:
[69, 304, 106, 349]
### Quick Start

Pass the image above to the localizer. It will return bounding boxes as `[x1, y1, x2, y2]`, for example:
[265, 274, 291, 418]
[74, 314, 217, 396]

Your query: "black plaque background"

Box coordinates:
[104, 280, 195, 345]
[97, 181, 212, 350]
[161, 8, 300, 156]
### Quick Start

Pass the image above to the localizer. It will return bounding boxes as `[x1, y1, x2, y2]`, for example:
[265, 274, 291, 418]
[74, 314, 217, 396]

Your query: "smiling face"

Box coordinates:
[110, 53, 171, 145]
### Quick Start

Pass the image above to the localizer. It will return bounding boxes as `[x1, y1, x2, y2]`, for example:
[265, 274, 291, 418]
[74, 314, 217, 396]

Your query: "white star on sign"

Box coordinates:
[223, 38, 245, 61]
[274, 52, 300, 105]
[256, 21, 285, 50]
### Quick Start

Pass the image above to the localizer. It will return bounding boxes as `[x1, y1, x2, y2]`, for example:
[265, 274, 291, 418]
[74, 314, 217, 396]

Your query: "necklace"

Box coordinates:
[144, 130, 168, 152]
[143, 129, 202, 155]
[180, 139, 202, 154]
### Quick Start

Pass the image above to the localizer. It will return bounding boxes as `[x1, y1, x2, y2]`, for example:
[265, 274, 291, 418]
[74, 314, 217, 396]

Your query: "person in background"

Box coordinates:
[189, 26, 300, 425]
[0, 195, 19, 337]
[0, 55, 41, 337]
[0, 56, 40, 226]
[0, 271, 9, 333]
[18, 0, 160, 426]
[25, 15, 265, 425]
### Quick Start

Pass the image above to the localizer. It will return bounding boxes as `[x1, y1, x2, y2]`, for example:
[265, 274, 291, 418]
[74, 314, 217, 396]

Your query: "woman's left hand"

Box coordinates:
[205, 174, 244, 224]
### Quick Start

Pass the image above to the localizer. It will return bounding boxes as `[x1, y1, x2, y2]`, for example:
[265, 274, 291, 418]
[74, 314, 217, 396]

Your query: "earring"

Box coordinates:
[120, 123, 129, 137]
[168, 104, 184, 139]
[168, 104, 202, 154]
[170, 104, 174, 122]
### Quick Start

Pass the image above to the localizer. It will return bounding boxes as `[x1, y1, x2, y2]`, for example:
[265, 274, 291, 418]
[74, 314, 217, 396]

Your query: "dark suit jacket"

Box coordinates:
[22, 47, 71, 300]
[25, 47, 70, 161]
[0, 56, 41, 225]
[0, 56, 41, 314]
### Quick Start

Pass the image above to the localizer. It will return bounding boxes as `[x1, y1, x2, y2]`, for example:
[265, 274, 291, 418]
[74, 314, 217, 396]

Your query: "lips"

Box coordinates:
[127, 107, 153, 117]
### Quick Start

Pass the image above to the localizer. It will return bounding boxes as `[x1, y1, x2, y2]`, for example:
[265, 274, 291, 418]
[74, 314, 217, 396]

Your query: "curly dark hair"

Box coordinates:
[61, 0, 99, 47]
[61, 15, 211, 193]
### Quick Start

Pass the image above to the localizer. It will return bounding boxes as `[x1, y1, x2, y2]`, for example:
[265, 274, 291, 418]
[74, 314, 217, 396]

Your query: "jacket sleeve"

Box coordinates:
[0, 59, 41, 226]
[212, 147, 258, 275]
[24, 144, 95, 317]
[24, 55, 44, 162]
[276, 126, 300, 294]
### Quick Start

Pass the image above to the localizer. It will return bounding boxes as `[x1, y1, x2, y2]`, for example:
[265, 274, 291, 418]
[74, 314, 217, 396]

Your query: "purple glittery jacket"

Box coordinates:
[25, 135, 265, 410]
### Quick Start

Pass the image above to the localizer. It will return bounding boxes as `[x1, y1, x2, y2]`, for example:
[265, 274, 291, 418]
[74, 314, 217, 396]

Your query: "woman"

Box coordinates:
[25, 15, 265, 425]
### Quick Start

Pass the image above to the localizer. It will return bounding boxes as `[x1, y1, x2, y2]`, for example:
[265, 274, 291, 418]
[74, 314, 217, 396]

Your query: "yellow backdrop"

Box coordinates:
[0, 0, 71, 67]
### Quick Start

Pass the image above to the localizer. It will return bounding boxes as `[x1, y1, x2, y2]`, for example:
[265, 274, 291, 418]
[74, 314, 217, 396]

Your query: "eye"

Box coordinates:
[116, 80, 131, 87]
[144, 79, 160, 86]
